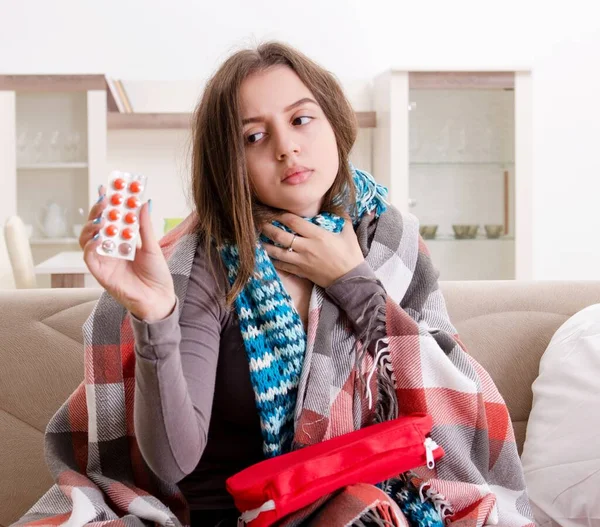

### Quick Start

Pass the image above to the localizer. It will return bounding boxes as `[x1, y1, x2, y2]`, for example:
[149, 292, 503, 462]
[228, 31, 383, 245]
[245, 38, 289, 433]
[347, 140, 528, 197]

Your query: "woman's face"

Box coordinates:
[240, 65, 339, 218]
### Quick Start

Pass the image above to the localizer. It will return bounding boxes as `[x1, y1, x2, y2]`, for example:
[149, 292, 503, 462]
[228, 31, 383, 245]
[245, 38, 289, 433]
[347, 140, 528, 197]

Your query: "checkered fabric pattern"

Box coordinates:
[290, 206, 534, 526]
[14, 203, 533, 527]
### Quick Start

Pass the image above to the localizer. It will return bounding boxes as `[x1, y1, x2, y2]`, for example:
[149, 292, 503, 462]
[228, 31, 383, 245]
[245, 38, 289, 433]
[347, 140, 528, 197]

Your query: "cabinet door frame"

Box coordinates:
[0, 91, 17, 228]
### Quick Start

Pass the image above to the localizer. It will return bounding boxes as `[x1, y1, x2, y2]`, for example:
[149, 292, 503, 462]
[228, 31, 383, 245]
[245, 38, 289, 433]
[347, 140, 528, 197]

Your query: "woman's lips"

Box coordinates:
[283, 169, 313, 185]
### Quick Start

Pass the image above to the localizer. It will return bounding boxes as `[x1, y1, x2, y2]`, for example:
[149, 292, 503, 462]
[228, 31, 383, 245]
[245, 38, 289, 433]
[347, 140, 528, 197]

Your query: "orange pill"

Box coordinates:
[104, 224, 118, 237]
[121, 228, 135, 240]
[126, 196, 140, 209]
[113, 178, 126, 190]
[111, 193, 124, 206]
[124, 211, 137, 224]
[108, 208, 121, 221]
[129, 180, 143, 193]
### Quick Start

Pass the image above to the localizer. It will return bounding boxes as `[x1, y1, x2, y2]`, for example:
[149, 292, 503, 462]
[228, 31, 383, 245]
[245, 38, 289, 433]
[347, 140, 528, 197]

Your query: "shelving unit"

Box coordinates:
[0, 72, 533, 285]
[0, 75, 106, 281]
[373, 69, 533, 280]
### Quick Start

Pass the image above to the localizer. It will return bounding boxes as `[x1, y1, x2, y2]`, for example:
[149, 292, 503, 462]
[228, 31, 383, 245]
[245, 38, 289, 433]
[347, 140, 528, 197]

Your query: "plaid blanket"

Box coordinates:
[14, 205, 533, 527]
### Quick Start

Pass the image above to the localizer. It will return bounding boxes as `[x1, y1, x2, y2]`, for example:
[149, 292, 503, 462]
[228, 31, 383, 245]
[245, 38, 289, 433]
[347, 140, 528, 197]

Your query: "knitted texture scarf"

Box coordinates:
[219, 163, 387, 457]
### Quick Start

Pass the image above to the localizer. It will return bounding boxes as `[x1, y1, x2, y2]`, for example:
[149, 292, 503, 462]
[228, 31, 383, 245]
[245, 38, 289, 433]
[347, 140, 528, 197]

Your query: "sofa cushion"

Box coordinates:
[521, 303, 600, 526]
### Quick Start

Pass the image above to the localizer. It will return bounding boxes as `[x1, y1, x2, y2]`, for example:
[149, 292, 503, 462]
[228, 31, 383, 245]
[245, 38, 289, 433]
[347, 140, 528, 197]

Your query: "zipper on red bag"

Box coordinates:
[423, 436, 443, 469]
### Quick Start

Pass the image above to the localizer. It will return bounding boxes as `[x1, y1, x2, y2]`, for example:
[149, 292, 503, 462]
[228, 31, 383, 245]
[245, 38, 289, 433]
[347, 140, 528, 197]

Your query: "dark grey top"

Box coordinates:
[129, 240, 387, 512]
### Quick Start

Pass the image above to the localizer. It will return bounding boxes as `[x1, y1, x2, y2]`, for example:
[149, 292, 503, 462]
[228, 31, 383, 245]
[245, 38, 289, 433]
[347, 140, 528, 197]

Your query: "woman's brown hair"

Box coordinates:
[190, 41, 358, 306]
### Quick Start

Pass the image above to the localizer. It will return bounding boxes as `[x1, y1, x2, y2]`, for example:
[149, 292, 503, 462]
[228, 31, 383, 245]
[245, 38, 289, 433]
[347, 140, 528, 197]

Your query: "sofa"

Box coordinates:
[2, 281, 600, 526]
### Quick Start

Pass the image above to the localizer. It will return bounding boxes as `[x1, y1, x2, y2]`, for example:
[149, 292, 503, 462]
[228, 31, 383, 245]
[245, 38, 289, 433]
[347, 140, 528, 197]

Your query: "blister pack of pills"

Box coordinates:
[96, 170, 147, 261]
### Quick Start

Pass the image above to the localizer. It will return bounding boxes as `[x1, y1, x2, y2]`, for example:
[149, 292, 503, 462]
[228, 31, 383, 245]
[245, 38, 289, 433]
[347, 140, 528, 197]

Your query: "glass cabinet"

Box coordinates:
[373, 70, 532, 280]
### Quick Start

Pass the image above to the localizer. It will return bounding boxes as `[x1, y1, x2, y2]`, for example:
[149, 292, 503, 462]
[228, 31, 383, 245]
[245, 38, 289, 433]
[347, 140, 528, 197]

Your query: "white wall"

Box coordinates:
[2, 0, 600, 279]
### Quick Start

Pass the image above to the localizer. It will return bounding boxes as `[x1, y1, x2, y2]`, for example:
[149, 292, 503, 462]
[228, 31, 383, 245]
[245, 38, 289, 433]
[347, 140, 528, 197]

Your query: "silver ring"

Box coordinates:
[287, 233, 297, 252]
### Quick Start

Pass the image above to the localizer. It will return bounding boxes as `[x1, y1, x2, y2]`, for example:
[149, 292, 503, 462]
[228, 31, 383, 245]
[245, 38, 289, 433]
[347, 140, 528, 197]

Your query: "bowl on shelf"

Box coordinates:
[484, 224, 504, 239]
[452, 224, 479, 239]
[419, 225, 438, 240]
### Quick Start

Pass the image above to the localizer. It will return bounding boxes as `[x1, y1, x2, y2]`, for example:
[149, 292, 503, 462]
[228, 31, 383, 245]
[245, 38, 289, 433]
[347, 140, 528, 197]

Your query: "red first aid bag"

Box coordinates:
[226, 413, 444, 526]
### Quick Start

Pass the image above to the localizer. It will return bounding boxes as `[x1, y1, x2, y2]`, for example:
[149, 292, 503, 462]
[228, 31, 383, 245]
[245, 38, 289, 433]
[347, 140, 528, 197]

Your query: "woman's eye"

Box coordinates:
[293, 116, 313, 125]
[246, 132, 265, 144]
[246, 117, 312, 145]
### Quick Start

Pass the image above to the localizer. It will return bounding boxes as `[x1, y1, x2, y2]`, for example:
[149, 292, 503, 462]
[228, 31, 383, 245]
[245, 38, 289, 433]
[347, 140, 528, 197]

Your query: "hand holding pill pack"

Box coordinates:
[96, 170, 148, 261]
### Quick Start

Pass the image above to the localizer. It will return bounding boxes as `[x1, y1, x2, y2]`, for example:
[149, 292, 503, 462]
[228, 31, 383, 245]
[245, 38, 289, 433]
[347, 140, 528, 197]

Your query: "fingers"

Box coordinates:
[82, 227, 103, 268]
[88, 185, 108, 221]
[263, 240, 299, 263]
[261, 223, 301, 250]
[275, 213, 322, 238]
[80, 188, 109, 250]
[79, 217, 105, 249]
[138, 200, 159, 254]
[271, 258, 301, 277]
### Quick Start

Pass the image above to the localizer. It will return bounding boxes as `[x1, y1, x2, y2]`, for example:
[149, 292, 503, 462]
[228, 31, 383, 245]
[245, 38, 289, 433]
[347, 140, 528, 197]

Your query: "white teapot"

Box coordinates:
[36, 202, 68, 238]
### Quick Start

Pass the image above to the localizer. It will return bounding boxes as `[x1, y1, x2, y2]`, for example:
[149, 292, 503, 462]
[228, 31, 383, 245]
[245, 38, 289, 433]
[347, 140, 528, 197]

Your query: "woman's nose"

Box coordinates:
[275, 131, 300, 160]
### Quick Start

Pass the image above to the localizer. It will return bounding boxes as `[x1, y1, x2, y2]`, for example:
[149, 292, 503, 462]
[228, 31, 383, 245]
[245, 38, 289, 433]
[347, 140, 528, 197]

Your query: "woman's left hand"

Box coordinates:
[261, 212, 365, 288]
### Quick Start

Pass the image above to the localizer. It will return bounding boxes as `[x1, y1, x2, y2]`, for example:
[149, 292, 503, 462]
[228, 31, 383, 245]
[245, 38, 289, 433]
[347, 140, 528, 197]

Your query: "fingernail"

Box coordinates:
[96, 194, 105, 204]
[97, 184, 103, 195]
[92, 215, 102, 224]
[93, 233, 100, 240]
[148, 199, 152, 213]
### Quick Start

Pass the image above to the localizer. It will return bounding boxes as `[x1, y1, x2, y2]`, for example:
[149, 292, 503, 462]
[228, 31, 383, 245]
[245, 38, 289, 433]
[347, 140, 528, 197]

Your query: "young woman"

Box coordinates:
[20, 42, 531, 527]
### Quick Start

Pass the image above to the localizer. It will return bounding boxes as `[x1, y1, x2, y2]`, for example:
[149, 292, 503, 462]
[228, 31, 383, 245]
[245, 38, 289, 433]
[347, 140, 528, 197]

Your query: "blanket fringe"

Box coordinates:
[349, 284, 393, 425]
[354, 504, 402, 527]
[418, 482, 454, 520]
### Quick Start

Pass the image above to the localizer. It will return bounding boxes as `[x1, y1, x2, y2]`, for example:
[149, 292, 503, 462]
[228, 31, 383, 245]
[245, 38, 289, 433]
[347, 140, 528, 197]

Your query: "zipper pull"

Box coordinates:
[424, 437, 438, 469]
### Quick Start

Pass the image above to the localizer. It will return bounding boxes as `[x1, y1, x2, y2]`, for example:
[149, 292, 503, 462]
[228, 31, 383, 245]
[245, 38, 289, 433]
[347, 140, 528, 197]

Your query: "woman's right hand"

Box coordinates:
[80, 185, 177, 323]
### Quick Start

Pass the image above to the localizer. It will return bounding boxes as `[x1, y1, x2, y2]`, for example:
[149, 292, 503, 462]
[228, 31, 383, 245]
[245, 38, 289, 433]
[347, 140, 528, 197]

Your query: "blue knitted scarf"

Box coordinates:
[219, 163, 387, 458]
